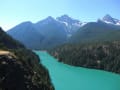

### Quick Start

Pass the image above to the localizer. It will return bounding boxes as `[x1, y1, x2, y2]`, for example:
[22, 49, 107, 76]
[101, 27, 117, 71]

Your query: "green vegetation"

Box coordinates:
[0, 27, 54, 90]
[0, 27, 25, 49]
[69, 21, 120, 43]
[49, 41, 120, 74]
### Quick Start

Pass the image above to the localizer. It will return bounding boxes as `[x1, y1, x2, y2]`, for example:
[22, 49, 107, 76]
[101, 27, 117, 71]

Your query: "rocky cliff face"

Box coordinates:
[0, 50, 54, 90]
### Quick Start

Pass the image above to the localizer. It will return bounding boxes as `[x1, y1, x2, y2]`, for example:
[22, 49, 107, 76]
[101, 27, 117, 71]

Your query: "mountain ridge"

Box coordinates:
[7, 14, 120, 49]
[7, 14, 120, 31]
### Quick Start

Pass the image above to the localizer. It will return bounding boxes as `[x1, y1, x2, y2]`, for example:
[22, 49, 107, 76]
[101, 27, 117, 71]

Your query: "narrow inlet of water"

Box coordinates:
[35, 51, 120, 90]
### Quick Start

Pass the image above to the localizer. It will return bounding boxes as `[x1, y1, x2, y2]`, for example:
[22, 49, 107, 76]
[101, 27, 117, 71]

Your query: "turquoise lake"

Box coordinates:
[35, 51, 120, 90]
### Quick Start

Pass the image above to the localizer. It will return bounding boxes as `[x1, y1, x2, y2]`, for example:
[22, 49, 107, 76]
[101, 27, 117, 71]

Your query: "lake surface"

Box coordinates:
[35, 51, 120, 90]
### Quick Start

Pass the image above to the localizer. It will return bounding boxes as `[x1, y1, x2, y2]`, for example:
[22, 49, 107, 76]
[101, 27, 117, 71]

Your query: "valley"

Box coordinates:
[1, 0, 120, 90]
[6, 14, 120, 74]
[35, 51, 120, 90]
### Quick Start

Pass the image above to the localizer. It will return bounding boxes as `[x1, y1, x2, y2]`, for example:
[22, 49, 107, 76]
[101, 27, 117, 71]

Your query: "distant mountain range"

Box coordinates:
[7, 14, 120, 49]
[70, 20, 120, 43]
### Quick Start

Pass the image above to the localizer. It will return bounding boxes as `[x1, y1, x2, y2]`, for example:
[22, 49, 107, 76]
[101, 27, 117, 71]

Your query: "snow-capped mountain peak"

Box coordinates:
[103, 14, 113, 20]
[102, 14, 120, 25]
[56, 15, 81, 25]
[56, 15, 82, 35]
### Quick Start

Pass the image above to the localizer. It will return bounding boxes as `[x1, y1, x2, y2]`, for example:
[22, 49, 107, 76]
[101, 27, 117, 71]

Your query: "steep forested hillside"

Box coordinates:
[49, 41, 120, 74]
[0, 27, 54, 90]
[0, 27, 25, 49]
[69, 21, 120, 43]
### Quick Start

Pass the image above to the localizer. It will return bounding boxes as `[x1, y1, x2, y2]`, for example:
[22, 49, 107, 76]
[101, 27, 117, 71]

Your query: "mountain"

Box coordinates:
[69, 20, 120, 43]
[101, 14, 120, 25]
[7, 21, 45, 49]
[34, 16, 67, 49]
[0, 27, 25, 49]
[7, 14, 120, 49]
[47, 15, 120, 75]
[35, 15, 82, 36]
[7, 15, 82, 49]
[7, 17, 67, 49]
[0, 27, 54, 90]
[56, 15, 82, 36]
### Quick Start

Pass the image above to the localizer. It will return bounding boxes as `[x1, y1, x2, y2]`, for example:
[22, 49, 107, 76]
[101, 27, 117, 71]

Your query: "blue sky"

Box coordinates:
[0, 0, 120, 31]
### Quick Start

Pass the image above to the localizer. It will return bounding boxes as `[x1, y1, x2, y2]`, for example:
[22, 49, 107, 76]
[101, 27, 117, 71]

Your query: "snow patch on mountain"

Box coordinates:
[102, 14, 120, 26]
